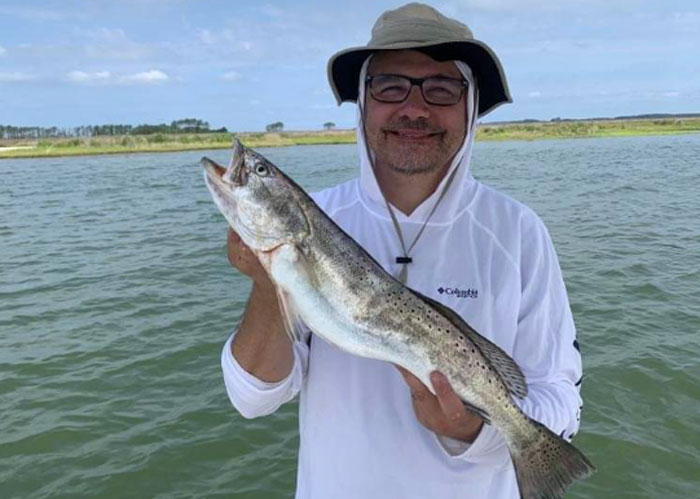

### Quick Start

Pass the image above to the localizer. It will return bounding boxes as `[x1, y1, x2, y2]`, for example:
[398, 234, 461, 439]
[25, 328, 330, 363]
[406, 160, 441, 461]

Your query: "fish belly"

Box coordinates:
[268, 245, 433, 380]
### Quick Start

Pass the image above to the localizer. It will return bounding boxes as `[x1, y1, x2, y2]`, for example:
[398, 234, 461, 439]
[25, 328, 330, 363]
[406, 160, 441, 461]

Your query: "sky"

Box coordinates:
[1, 0, 699, 131]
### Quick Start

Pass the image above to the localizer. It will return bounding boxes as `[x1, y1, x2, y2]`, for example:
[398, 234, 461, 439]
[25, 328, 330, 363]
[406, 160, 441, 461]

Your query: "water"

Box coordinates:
[1, 136, 699, 498]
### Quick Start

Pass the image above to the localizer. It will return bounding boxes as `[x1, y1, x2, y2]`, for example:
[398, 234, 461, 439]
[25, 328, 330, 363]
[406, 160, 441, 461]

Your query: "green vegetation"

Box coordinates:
[2, 117, 699, 159]
[265, 122, 284, 132]
[0, 130, 357, 158]
[476, 117, 700, 141]
[0, 118, 225, 141]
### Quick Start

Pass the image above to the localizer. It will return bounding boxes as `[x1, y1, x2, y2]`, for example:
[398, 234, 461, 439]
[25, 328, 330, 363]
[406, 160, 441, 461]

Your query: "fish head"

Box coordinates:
[202, 139, 309, 253]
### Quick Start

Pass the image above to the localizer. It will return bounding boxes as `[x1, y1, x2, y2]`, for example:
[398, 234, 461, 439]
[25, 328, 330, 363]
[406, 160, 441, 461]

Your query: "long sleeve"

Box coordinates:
[512, 213, 582, 440]
[436, 211, 583, 463]
[221, 330, 310, 419]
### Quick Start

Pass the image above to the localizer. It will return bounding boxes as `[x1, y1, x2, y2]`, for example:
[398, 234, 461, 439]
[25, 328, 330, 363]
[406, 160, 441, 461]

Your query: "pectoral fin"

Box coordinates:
[275, 288, 308, 344]
[268, 243, 313, 345]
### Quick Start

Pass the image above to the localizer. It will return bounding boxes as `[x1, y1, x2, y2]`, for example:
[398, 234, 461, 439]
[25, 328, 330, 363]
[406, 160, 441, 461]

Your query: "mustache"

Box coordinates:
[380, 119, 444, 134]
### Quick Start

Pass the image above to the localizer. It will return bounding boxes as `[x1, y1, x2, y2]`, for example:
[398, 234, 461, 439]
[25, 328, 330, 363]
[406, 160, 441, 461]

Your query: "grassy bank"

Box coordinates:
[2, 118, 699, 159]
[0, 130, 356, 159]
[477, 117, 700, 141]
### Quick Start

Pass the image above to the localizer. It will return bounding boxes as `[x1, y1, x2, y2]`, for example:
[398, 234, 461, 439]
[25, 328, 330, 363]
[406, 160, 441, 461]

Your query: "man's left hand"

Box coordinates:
[396, 367, 484, 443]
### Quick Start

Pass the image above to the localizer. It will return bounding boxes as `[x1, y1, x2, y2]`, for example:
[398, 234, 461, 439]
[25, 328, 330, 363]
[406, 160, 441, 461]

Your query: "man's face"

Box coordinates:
[364, 50, 467, 176]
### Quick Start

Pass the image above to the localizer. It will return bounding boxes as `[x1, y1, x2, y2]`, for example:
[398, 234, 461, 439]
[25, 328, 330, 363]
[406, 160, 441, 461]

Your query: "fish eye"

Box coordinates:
[254, 164, 269, 176]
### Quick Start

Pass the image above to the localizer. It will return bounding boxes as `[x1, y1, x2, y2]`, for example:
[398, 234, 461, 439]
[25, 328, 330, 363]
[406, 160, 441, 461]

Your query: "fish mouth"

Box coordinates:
[201, 139, 247, 188]
[201, 156, 227, 184]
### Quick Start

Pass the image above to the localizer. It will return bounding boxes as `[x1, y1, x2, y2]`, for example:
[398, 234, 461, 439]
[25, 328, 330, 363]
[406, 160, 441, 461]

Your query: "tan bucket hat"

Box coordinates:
[327, 2, 512, 117]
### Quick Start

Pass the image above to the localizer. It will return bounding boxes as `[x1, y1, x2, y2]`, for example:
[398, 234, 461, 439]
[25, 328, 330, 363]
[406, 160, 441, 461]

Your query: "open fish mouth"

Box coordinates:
[202, 139, 247, 188]
[201, 156, 227, 183]
[201, 157, 234, 207]
[201, 155, 240, 231]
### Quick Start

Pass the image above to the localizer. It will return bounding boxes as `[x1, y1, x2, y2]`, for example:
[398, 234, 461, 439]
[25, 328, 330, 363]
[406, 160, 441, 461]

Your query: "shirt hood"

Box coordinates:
[355, 57, 480, 224]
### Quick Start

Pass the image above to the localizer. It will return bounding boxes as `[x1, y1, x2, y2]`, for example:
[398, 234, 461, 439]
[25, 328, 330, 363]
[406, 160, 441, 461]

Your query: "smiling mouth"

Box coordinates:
[383, 129, 443, 140]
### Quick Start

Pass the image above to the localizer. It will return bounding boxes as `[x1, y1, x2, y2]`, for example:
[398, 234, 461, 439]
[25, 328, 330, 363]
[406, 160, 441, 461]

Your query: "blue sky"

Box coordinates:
[1, 0, 699, 131]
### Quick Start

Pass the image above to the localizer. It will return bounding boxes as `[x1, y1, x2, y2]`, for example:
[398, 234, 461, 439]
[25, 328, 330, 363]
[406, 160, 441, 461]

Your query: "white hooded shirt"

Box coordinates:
[221, 60, 584, 498]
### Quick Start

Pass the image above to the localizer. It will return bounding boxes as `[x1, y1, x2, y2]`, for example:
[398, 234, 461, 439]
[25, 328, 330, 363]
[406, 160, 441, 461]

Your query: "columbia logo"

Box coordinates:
[437, 287, 478, 299]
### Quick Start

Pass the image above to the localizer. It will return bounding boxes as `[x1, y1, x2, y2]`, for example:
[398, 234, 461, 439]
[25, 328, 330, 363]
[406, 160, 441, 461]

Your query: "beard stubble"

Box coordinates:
[367, 118, 463, 177]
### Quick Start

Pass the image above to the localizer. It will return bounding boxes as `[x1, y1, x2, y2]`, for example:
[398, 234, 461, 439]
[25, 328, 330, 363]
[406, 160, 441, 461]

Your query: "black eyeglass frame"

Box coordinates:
[365, 74, 468, 106]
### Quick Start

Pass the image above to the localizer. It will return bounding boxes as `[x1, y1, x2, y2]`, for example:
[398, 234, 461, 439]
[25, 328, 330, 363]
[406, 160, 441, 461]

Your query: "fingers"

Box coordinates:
[227, 228, 240, 268]
[396, 366, 430, 401]
[225, 229, 275, 291]
[227, 227, 251, 264]
[395, 367, 483, 441]
[395, 366, 444, 430]
[430, 371, 467, 423]
[396, 367, 462, 415]
[227, 227, 240, 245]
[226, 228, 258, 275]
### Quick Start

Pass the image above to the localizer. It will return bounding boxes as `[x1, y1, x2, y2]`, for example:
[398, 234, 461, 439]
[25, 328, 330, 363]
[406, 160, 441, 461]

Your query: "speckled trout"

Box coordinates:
[201, 140, 594, 499]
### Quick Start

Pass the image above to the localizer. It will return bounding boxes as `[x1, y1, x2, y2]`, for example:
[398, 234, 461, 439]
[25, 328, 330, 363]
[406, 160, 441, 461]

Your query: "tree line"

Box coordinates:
[265, 122, 336, 132]
[0, 119, 227, 140]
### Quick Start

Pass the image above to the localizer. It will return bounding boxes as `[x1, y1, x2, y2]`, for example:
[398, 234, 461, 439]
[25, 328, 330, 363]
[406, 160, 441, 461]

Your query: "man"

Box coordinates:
[222, 3, 583, 498]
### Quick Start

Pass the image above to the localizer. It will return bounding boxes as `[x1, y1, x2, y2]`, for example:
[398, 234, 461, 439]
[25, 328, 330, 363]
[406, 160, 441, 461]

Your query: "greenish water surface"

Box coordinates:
[1, 136, 699, 497]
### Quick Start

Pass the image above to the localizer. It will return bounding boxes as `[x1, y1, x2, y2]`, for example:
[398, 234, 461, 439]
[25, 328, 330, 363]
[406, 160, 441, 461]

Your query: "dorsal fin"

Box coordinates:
[415, 291, 528, 399]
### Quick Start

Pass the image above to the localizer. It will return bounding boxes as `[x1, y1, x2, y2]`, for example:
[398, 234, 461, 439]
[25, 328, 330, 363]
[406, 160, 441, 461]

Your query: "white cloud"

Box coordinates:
[221, 71, 242, 81]
[75, 27, 157, 61]
[0, 46, 6, 56]
[0, 72, 34, 82]
[78, 27, 130, 43]
[120, 70, 169, 84]
[662, 91, 680, 98]
[64, 69, 169, 85]
[198, 29, 215, 44]
[66, 70, 112, 83]
[528, 91, 542, 98]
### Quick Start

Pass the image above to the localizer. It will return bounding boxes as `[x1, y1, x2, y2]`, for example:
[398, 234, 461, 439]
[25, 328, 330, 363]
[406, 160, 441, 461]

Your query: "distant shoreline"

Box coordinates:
[2, 117, 699, 159]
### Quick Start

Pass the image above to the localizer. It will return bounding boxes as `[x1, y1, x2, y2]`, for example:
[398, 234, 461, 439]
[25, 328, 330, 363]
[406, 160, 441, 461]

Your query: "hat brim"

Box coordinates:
[327, 40, 512, 118]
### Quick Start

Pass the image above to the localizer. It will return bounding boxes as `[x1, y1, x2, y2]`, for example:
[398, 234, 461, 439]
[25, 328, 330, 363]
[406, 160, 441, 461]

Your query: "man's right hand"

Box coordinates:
[227, 228, 272, 288]
[227, 228, 293, 383]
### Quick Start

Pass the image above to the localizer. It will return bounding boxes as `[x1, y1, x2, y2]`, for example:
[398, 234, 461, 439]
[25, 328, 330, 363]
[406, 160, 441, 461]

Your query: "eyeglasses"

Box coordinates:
[365, 74, 467, 106]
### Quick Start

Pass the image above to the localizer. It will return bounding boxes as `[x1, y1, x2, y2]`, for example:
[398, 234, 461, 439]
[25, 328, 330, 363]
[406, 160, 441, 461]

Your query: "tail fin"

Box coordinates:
[510, 419, 595, 499]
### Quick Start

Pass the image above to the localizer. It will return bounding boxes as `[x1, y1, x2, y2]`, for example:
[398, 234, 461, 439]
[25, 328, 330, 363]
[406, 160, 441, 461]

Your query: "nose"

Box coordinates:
[397, 85, 431, 120]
